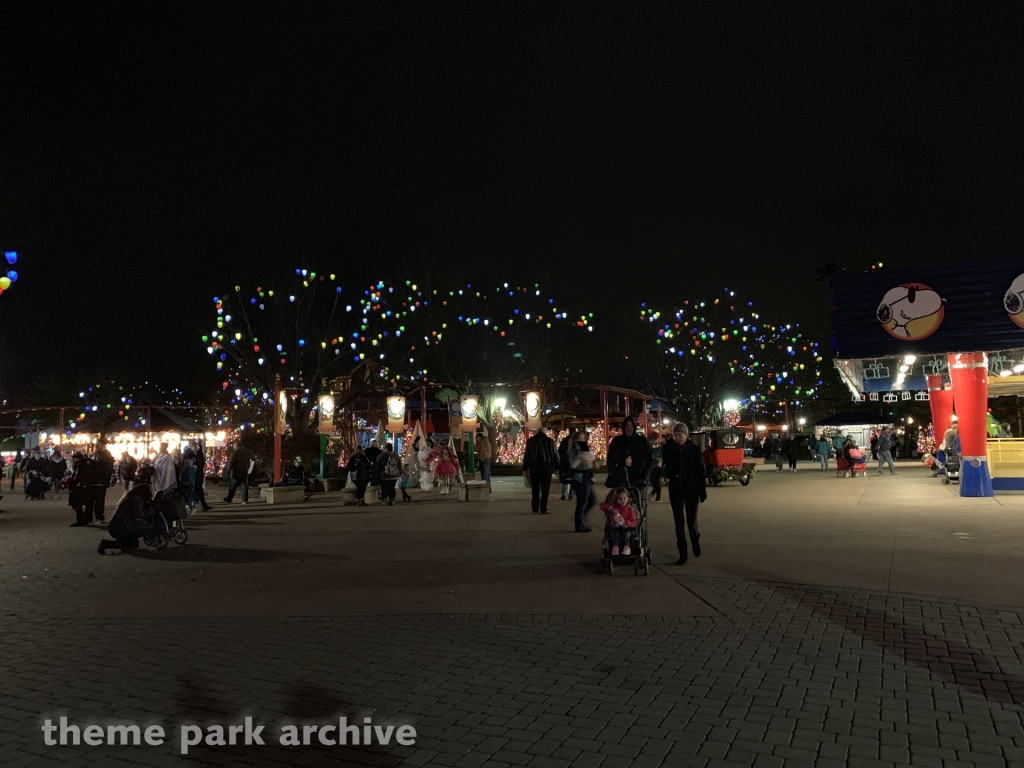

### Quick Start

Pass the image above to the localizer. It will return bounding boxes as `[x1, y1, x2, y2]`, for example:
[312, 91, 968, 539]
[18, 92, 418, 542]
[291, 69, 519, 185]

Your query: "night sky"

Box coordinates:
[1, 3, 1022, 395]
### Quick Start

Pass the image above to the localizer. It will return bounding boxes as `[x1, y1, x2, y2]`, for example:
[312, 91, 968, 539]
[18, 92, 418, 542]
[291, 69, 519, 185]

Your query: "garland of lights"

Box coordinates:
[206, 272, 596, 430]
[640, 288, 825, 423]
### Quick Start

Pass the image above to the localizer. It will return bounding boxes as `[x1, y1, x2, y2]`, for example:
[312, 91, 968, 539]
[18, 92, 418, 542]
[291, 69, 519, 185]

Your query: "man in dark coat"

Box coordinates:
[605, 416, 653, 489]
[91, 439, 115, 523]
[660, 422, 707, 565]
[523, 427, 558, 514]
[68, 452, 98, 527]
[223, 444, 252, 504]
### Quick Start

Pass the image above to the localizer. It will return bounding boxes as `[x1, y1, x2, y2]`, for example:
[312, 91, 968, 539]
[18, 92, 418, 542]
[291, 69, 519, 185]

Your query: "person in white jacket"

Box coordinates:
[152, 442, 178, 494]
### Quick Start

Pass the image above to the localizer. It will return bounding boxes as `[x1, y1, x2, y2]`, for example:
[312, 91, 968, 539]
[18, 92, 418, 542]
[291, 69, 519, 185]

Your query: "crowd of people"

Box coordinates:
[15, 413, 965, 562]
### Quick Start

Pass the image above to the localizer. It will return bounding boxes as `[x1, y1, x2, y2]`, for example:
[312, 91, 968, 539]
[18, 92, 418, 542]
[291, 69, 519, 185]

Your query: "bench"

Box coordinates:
[461, 480, 490, 502]
[261, 485, 307, 505]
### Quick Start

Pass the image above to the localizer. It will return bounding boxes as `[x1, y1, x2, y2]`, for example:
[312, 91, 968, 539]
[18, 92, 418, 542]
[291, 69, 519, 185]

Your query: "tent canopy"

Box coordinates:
[814, 412, 891, 427]
[144, 407, 206, 433]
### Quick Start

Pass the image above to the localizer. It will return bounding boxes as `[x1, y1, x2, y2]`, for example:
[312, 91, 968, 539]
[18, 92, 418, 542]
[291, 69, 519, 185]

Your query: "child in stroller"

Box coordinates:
[599, 486, 651, 575]
[601, 487, 637, 556]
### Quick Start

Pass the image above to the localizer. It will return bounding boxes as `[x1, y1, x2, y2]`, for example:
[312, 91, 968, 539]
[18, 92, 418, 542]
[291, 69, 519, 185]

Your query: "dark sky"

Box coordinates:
[1, 3, 1022, 394]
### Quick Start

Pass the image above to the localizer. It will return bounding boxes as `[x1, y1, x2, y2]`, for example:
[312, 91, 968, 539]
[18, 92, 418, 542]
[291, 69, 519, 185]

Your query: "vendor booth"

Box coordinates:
[830, 254, 1024, 495]
[813, 412, 894, 453]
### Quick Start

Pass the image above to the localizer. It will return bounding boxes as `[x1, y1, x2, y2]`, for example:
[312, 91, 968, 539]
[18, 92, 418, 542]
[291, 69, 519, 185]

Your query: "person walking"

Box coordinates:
[815, 435, 832, 471]
[870, 431, 879, 461]
[223, 443, 252, 504]
[649, 433, 664, 502]
[783, 435, 798, 472]
[661, 423, 707, 565]
[832, 433, 845, 459]
[524, 426, 557, 514]
[18, 450, 32, 494]
[118, 451, 138, 491]
[773, 435, 784, 472]
[649, 459, 663, 502]
[48, 449, 67, 497]
[364, 440, 382, 468]
[475, 431, 493, 487]
[346, 446, 372, 506]
[557, 433, 575, 501]
[842, 436, 862, 478]
[605, 416, 652, 489]
[185, 441, 212, 511]
[374, 442, 401, 506]
[5, 454, 16, 491]
[876, 426, 898, 475]
[567, 431, 597, 532]
[91, 439, 115, 524]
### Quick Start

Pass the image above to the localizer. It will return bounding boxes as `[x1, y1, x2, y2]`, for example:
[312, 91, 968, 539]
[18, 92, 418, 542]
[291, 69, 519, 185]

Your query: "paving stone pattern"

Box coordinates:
[4, 577, 1024, 767]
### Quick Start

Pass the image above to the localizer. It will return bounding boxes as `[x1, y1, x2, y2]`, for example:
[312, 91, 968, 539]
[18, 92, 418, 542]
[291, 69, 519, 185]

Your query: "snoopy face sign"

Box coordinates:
[1005, 273, 1024, 329]
[876, 282, 945, 340]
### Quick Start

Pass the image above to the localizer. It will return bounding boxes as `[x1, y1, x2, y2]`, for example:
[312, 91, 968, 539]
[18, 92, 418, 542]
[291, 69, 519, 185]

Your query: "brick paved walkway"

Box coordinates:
[4, 578, 1024, 767]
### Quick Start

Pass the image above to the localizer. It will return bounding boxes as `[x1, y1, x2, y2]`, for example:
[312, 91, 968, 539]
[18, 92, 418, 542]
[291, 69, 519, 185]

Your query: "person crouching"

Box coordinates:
[600, 487, 638, 556]
[97, 485, 158, 554]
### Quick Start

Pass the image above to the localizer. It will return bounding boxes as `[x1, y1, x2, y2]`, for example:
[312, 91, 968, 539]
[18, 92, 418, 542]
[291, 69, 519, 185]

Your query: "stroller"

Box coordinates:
[25, 470, 48, 500]
[938, 451, 961, 485]
[142, 485, 191, 549]
[601, 486, 652, 576]
[836, 449, 868, 478]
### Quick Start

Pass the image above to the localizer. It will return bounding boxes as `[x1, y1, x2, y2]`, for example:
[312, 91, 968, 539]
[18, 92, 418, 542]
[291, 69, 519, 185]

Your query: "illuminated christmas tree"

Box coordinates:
[916, 425, 937, 456]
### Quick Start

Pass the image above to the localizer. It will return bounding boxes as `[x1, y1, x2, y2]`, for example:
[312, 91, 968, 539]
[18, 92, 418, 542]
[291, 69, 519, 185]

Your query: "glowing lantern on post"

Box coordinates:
[460, 394, 479, 431]
[387, 394, 406, 432]
[318, 394, 335, 434]
[524, 390, 542, 431]
[276, 389, 288, 435]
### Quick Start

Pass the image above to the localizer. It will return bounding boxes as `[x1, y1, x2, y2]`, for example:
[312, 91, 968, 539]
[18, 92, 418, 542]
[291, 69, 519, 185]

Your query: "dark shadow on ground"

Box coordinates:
[172, 675, 403, 765]
[130, 544, 336, 564]
[189, 510, 370, 522]
[774, 583, 1024, 707]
